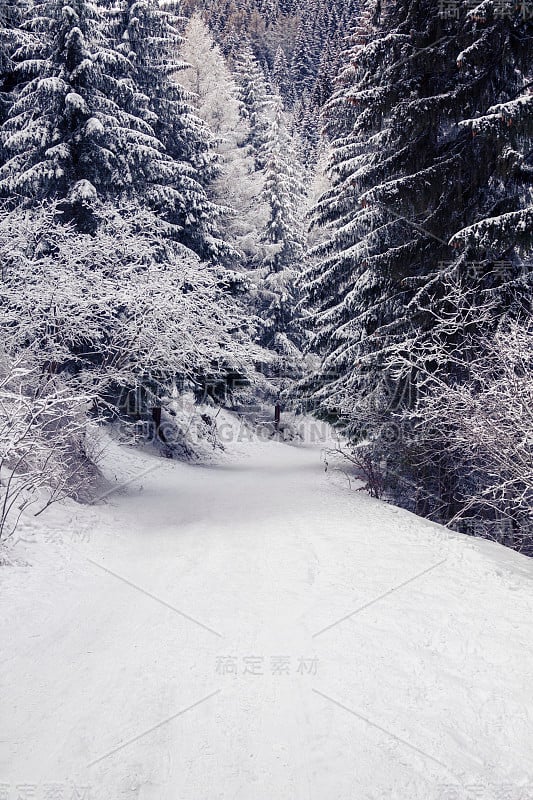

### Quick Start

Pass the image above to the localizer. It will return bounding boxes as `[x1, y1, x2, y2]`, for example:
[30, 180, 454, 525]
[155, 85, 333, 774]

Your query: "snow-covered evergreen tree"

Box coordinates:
[179, 13, 268, 265]
[233, 45, 272, 169]
[0, 0, 25, 116]
[253, 95, 307, 384]
[113, 0, 229, 260]
[289, 10, 316, 97]
[272, 44, 291, 104]
[302, 0, 532, 528]
[0, 0, 184, 233]
[179, 12, 309, 386]
[260, 97, 304, 274]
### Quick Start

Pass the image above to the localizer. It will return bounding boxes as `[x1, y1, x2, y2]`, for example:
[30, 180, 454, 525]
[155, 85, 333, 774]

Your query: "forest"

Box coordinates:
[0, 0, 532, 553]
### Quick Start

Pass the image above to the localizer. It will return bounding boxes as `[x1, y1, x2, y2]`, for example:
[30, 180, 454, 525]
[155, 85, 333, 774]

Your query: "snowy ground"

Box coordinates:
[1, 416, 533, 800]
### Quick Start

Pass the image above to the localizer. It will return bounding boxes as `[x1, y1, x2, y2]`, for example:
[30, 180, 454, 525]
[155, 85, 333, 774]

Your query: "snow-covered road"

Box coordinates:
[1, 433, 533, 800]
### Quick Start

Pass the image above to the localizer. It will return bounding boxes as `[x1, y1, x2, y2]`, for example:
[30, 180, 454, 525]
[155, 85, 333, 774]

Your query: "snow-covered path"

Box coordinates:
[1, 435, 533, 800]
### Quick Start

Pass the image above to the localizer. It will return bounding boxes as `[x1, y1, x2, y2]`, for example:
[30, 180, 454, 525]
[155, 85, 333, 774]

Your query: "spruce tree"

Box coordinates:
[233, 45, 272, 169]
[0, 0, 179, 231]
[391, 0, 533, 523]
[303, 0, 532, 521]
[272, 44, 291, 103]
[260, 97, 304, 272]
[289, 12, 316, 97]
[0, 0, 25, 108]
[255, 96, 307, 381]
[114, 0, 228, 260]
[179, 13, 265, 263]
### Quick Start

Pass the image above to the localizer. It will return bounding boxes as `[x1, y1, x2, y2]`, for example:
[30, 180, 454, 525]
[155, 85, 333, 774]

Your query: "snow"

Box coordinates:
[68, 179, 97, 203]
[1, 423, 532, 800]
[64, 92, 88, 114]
[85, 118, 105, 137]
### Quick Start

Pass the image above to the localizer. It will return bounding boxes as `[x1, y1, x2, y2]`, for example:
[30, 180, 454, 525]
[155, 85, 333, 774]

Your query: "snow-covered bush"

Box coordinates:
[0, 202, 262, 420]
[0, 353, 96, 540]
[0, 200, 266, 510]
[386, 277, 533, 553]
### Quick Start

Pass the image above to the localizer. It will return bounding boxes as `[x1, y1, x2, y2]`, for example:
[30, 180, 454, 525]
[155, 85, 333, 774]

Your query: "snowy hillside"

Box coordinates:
[1, 425, 532, 800]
